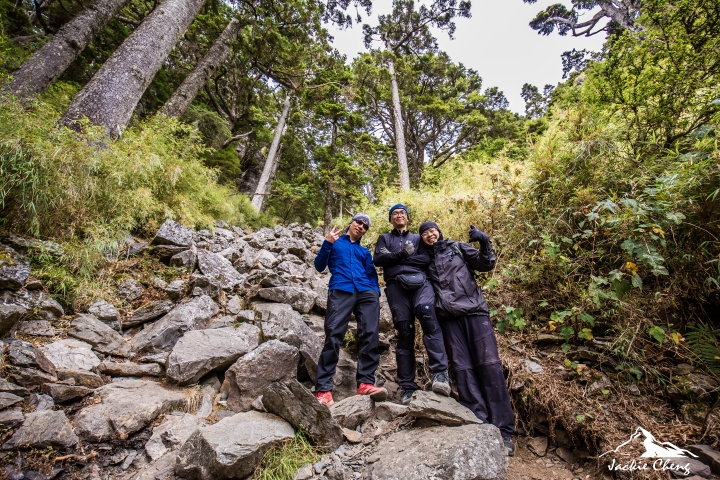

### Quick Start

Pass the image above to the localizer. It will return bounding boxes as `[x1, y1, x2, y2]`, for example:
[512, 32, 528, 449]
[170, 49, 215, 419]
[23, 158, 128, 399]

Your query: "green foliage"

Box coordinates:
[685, 324, 720, 376]
[495, 306, 525, 333]
[253, 431, 320, 480]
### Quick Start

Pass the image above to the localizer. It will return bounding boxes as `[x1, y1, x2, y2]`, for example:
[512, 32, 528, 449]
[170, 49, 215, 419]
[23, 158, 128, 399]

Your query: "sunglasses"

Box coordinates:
[353, 219, 369, 231]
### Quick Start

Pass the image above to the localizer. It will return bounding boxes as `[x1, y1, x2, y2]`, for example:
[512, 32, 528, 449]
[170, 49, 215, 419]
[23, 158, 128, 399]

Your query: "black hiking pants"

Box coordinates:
[315, 289, 380, 392]
[438, 313, 515, 437]
[386, 281, 448, 391]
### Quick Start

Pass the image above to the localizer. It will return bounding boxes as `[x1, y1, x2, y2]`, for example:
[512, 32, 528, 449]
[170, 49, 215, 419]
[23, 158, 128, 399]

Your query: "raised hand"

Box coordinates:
[469, 225, 490, 244]
[403, 240, 415, 255]
[326, 226, 341, 243]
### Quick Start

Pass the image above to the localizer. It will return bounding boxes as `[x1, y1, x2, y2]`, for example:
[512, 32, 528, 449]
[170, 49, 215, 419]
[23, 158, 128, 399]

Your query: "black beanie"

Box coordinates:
[419, 221, 442, 237]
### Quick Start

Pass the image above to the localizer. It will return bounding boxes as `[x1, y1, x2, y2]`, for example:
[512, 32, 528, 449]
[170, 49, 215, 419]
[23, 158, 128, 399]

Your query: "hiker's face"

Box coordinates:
[421, 228, 439, 246]
[390, 209, 408, 230]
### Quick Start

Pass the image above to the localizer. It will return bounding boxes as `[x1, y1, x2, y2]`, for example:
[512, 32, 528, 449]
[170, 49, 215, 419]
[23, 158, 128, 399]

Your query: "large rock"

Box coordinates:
[688, 445, 720, 475]
[0, 392, 23, 409]
[17, 319, 55, 336]
[88, 299, 121, 330]
[2, 410, 79, 449]
[263, 380, 344, 452]
[40, 339, 100, 371]
[0, 244, 30, 290]
[98, 361, 164, 377]
[7, 340, 56, 376]
[146, 412, 205, 461]
[152, 219, 194, 247]
[0, 304, 26, 337]
[8, 366, 57, 387]
[170, 247, 197, 271]
[126, 300, 175, 328]
[56, 368, 104, 388]
[175, 411, 294, 480]
[131, 295, 219, 354]
[408, 391, 482, 426]
[1, 234, 63, 257]
[42, 383, 94, 403]
[196, 249, 244, 290]
[331, 350, 359, 402]
[0, 378, 29, 396]
[368, 424, 507, 480]
[0, 408, 24, 429]
[330, 395, 374, 430]
[254, 303, 321, 381]
[165, 280, 187, 301]
[68, 314, 131, 357]
[74, 380, 187, 442]
[222, 340, 299, 411]
[117, 277, 146, 302]
[258, 286, 317, 314]
[166, 324, 261, 385]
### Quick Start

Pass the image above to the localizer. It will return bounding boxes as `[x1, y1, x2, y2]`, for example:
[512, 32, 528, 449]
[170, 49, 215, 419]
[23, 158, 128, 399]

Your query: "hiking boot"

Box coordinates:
[357, 383, 388, 401]
[400, 389, 415, 405]
[502, 436, 515, 457]
[431, 370, 451, 396]
[315, 390, 334, 406]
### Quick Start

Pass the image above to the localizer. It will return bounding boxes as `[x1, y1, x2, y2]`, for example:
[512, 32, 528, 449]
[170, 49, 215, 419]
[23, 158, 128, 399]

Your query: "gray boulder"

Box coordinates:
[189, 273, 222, 299]
[17, 320, 55, 336]
[263, 380, 344, 453]
[258, 286, 317, 314]
[688, 445, 720, 475]
[0, 392, 23, 410]
[117, 277, 146, 302]
[40, 339, 100, 371]
[145, 412, 205, 461]
[0, 244, 30, 290]
[165, 280, 186, 301]
[68, 313, 131, 357]
[330, 395, 374, 430]
[197, 249, 245, 290]
[56, 368, 104, 388]
[277, 261, 306, 278]
[226, 295, 244, 315]
[131, 295, 219, 355]
[7, 340, 57, 376]
[2, 410, 79, 450]
[0, 304, 26, 337]
[1, 234, 63, 257]
[88, 299, 121, 330]
[175, 411, 294, 480]
[166, 324, 261, 385]
[0, 378, 29, 396]
[74, 380, 187, 442]
[8, 367, 57, 388]
[98, 361, 164, 377]
[42, 383, 94, 403]
[0, 408, 24, 428]
[375, 402, 408, 421]
[125, 300, 175, 328]
[170, 247, 197, 271]
[330, 350, 359, 402]
[152, 244, 189, 261]
[368, 424, 507, 480]
[222, 340, 299, 411]
[152, 219, 194, 247]
[408, 391, 482, 426]
[254, 303, 321, 381]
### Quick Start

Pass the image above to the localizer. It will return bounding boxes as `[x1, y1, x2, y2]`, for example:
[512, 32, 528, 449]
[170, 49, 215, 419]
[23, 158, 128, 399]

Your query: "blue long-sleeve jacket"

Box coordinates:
[314, 235, 380, 293]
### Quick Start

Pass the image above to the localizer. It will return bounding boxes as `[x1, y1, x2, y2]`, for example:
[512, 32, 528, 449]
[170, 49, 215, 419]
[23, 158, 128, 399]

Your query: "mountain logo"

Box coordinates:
[600, 427, 698, 459]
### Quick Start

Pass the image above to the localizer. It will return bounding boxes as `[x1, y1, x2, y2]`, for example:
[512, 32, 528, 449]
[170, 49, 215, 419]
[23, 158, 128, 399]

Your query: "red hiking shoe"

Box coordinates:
[357, 383, 388, 401]
[315, 390, 334, 406]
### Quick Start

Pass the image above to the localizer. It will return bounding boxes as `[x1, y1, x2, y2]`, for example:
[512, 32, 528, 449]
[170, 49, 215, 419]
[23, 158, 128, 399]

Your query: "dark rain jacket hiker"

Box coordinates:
[373, 230, 430, 284]
[427, 239, 496, 317]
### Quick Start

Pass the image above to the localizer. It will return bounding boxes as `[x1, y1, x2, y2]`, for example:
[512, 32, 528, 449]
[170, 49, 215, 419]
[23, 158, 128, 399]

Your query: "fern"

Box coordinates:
[685, 325, 720, 377]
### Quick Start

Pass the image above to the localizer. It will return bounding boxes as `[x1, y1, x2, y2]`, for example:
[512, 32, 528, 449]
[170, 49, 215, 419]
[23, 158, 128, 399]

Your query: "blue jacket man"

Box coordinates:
[313, 213, 388, 406]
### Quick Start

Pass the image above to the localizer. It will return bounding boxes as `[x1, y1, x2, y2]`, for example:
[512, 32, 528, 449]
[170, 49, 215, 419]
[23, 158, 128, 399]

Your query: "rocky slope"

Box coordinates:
[0, 221, 718, 480]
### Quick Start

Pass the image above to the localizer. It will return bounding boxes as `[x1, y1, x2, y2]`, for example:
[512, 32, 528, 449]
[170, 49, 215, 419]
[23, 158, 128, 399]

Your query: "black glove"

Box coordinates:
[403, 240, 415, 255]
[469, 225, 490, 244]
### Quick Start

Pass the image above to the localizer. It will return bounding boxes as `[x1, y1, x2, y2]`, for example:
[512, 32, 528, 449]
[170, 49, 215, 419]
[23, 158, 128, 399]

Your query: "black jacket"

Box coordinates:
[373, 230, 430, 284]
[426, 239, 496, 317]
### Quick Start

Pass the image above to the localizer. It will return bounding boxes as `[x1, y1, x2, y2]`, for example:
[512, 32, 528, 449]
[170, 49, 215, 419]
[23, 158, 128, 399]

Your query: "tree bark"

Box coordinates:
[387, 56, 411, 190]
[61, 0, 207, 135]
[251, 93, 292, 211]
[8, 0, 130, 97]
[160, 17, 241, 118]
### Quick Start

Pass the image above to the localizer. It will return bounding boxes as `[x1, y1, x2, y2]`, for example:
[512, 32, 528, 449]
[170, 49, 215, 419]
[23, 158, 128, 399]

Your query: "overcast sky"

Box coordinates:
[325, 0, 606, 113]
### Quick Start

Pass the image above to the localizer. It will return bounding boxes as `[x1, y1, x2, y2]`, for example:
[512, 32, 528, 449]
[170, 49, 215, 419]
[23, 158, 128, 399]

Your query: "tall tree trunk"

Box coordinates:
[160, 17, 241, 118]
[251, 93, 292, 211]
[387, 56, 411, 191]
[323, 120, 338, 233]
[61, 0, 206, 135]
[258, 143, 282, 211]
[8, 0, 130, 97]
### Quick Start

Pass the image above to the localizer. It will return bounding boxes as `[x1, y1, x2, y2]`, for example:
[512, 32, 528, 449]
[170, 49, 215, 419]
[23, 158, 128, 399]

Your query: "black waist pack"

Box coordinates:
[396, 272, 426, 291]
